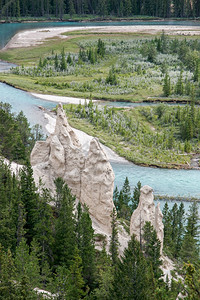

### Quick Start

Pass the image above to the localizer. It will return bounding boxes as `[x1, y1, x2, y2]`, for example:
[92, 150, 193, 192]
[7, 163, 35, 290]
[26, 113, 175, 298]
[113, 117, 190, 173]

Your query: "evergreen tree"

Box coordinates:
[142, 221, 163, 280]
[176, 203, 185, 257]
[14, 238, 40, 288]
[54, 53, 59, 70]
[163, 72, 171, 97]
[162, 202, 173, 248]
[110, 234, 155, 299]
[175, 70, 184, 95]
[130, 181, 141, 212]
[67, 53, 72, 64]
[193, 59, 199, 82]
[68, 0, 75, 16]
[0, 249, 17, 299]
[113, 186, 119, 209]
[34, 187, 54, 265]
[53, 181, 76, 268]
[60, 47, 67, 71]
[77, 204, 96, 291]
[180, 202, 199, 263]
[20, 162, 39, 246]
[122, 176, 131, 206]
[183, 263, 200, 299]
[109, 208, 119, 266]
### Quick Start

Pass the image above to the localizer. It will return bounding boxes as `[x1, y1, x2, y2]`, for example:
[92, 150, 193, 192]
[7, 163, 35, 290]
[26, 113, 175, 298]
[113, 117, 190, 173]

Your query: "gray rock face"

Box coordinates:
[130, 185, 164, 253]
[31, 103, 115, 234]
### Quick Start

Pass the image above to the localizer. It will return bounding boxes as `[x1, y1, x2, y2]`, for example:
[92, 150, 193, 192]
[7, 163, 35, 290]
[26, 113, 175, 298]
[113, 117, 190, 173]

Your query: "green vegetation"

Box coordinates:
[0, 112, 199, 298]
[0, 158, 199, 298]
[1, 33, 200, 102]
[0, 0, 200, 20]
[62, 100, 200, 168]
[0, 102, 43, 163]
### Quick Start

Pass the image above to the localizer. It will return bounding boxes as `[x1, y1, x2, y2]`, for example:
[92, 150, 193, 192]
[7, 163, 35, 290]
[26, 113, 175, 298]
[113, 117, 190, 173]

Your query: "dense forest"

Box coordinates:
[0, 102, 43, 163]
[0, 0, 200, 19]
[0, 103, 199, 298]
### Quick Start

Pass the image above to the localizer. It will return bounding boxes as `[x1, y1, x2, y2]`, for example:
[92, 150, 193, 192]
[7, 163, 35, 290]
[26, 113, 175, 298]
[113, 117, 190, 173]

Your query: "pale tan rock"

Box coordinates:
[49, 135, 65, 178]
[81, 138, 115, 234]
[130, 185, 164, 253]
[30, 140, 50, 166]
[31, 104, 115, 234]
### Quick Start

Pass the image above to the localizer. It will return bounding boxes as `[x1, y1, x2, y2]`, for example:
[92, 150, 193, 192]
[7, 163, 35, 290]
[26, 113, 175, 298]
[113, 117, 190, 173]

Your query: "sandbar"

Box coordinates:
[3, 24, 200, 50]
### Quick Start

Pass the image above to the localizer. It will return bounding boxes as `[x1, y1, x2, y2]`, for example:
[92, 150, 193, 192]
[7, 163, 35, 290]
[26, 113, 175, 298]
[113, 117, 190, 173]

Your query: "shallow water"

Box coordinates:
[0, 21, 200, 199]
[111, 161, 200, 198]
[0, 20, 200, 49]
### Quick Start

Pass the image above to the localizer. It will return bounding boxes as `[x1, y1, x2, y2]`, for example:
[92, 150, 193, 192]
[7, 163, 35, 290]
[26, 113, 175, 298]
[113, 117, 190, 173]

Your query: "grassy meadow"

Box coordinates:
[1, 30, 200, 168]
[0, 31, 199, 102]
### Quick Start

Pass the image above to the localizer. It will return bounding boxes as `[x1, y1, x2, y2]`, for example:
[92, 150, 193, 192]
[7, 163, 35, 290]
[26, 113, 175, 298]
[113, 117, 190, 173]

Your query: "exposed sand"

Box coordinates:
[32, 92, 97, 105]
[3, 24, 200, 50]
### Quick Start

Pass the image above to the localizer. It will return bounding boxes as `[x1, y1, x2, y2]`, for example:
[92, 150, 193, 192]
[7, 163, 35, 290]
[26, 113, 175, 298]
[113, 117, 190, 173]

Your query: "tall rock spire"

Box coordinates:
[130, 185, 164, 253]
[31, 104, 115, 234]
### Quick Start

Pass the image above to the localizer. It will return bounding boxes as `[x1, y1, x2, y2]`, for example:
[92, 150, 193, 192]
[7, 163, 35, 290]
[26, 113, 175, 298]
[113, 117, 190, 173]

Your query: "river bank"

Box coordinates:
[0, 16, 193, 24]
[1, 22, 200, 171]
[2, 24, 200, 51]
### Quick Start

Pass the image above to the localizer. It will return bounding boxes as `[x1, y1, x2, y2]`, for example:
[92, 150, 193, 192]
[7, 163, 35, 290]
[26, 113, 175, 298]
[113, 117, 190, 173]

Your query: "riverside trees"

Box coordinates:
[0, 157, 199, 298]
[0, 0, 200, 19]
[64, 99, 200, 168]
[0, 102, 43, 163]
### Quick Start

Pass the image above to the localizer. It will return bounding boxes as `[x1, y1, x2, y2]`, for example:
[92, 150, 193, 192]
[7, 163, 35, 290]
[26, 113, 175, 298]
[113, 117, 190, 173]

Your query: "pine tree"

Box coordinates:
[67, 53, 72, 64]
[19, 162, 39, 246]
[176, 203, 185, 257]
[122, 176, 131, 206]
[163, 72, 171, 97]
[130, 181, 141, 212]
[34, 187, 54, 265]
[0, 249, 17, 299]
[68, 0, 75, 16]
[76, 204, 96, 292]
[176, 70, 184, 95]
[109, 208, 119, 266]
[68, 247, 87, 299]
[54, 53, 59, 70]
[110, 234, 155, 299]
[162, 202, 173, 248]
[142, 221, 162, 280]
[183, 263, 200, 299]
[53, 182, 76, 268]
[14, 238, 40, 288]
[60, 47, 67, 71]
[113, 186, 119, 209]
[193, 60, 199, 82]
[180, 202, 199, 263]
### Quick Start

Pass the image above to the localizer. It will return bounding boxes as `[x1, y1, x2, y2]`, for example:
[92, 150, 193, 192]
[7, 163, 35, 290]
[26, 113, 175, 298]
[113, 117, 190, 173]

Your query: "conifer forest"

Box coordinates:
[0, 1, 200, 298]
[0, 0, 200, 19]
[0, 103, 199, 298]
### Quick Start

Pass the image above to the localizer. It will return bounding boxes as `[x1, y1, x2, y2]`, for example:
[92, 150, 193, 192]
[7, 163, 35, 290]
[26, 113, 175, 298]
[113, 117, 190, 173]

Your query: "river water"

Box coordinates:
[0, 20, 200, 200]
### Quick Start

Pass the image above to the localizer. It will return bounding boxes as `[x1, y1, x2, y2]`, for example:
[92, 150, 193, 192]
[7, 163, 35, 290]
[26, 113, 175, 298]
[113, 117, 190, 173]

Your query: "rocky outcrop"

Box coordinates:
[81, 138, 115, 234]
[31, 103, 115, 234]
[130, 185, 164, 253]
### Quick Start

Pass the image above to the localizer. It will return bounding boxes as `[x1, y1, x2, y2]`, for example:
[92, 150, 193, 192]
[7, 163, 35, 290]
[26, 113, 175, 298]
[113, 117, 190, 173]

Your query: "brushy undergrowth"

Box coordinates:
[1, 32, 200, 101]
[63, 101, 200, 168]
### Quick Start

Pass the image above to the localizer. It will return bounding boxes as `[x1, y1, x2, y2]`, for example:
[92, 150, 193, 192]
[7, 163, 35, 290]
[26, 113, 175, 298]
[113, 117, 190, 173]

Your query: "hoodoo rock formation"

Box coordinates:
[130, 185, 164, 253]
[31, 103, 115, 234]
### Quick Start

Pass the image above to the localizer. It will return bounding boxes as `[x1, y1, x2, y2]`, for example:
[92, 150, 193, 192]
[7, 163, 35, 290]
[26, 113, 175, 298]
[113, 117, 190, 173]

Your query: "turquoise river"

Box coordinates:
[0, 20, 200, 203]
